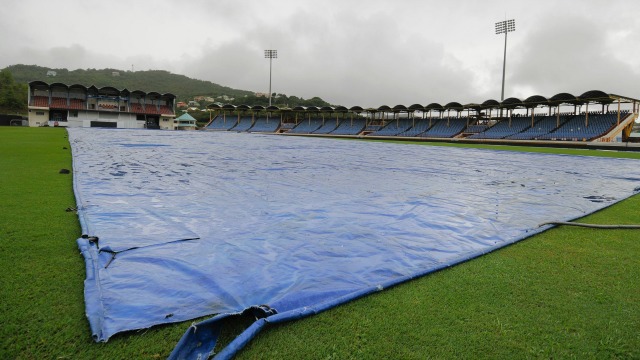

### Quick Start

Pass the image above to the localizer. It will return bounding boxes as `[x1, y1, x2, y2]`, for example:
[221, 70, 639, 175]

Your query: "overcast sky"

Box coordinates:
[2, 0, 639, 107]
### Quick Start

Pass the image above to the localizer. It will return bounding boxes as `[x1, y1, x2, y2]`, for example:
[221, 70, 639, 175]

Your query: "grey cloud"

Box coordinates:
[509, 14, 640, 98]
[179, 9, 481, 107]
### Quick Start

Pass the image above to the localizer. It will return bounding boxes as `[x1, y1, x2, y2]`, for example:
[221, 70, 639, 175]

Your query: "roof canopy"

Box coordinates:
[444, 102, 463, 111]
[501, 97, 524, 109]
[579, 90, 613, 104]
[482, 99, 500, 109]
[463, 103, 482, 111]
[425, 103, 444, 111]
[28, 81, 174, 98]
[523, 95, 549, 108]
[549, 92, 580, 105]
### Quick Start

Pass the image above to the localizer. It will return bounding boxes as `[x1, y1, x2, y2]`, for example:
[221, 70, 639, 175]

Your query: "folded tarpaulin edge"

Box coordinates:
[171, 220, 565, 360]
[68, 129, 92, 237]
[77, 237, 106, 342]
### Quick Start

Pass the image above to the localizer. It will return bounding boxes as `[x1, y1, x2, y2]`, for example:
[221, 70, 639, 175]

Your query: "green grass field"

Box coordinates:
[1, 127, 638, 359]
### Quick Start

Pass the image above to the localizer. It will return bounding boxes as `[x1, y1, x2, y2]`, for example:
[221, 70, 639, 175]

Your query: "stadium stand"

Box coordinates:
[468, 116, 532, 139]
[421, 117, 468, 138]
[505, 115, 569, 140]
[312, 119, 340, 134]
[206, 115, 238, 130]
[537, 111, 623, 141]
[50, 97, 68, 109]
[330, 118, 366, 135]
[230, 116, 254, 132]
[364, 123, 383, 132]
[397, 118, 431, 137]
[465, 124, 489, 133]
[368, 118, 413, 136]
[249, 117, 280, 132]
[31, 96, 49, 107]
[145, 104, 160, 114]
[131, 103, 145, 113]
[69, 98, 84, 110]
[159, 105, 174, 115]
[289, 118, 324, 133]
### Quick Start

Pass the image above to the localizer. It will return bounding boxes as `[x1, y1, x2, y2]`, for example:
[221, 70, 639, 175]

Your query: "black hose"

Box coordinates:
[539, 221, 640, 229]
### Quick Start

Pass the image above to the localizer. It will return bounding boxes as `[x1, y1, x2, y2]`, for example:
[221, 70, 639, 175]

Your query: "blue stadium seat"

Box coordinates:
[288, 118, 324, 133]
[421, 118, 468, 138]
[313, 119, 340, 134]
[330, 118, 366, 135]
[206, 115, 239, 131]
[369, 119, 414, 136]
[248, 117, 280, 133]
[231, 117, 254, 132]
[468, 117, 532, 139]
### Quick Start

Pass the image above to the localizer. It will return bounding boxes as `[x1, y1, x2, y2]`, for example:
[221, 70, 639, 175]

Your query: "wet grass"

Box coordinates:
[0, 127, 638, 359]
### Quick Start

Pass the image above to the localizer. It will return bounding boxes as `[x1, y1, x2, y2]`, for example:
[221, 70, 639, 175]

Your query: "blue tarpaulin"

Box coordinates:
[69, 128, 640, 358]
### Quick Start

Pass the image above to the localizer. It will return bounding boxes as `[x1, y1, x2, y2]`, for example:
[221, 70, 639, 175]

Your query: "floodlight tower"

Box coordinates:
[495, 19, 515, 116]
[264, 49, 278, 106]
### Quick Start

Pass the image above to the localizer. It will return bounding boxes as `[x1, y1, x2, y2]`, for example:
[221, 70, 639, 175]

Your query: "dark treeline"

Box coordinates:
[3, 64, 334, 114]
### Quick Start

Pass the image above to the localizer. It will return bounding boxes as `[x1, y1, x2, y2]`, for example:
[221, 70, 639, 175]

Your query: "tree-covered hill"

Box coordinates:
[2, 64, 332, 109]
[5, 64, 253, 101]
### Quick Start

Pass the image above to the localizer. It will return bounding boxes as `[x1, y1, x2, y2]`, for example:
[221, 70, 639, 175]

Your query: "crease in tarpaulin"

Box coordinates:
[169, 221, 558, 360]
[169, 192, 640, 360]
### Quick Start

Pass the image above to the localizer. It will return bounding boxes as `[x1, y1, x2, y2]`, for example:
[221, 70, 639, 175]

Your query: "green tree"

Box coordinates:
[0, 69, 26, 114]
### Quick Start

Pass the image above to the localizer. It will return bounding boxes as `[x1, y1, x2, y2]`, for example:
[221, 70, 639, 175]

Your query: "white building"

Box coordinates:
[28, 81, 176, 129]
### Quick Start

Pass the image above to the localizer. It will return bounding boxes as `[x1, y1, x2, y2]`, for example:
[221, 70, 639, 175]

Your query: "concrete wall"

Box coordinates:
[28, 108, 49, 127]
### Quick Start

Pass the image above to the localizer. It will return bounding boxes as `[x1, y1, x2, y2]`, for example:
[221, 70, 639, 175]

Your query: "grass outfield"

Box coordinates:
[1, 127, 638, 359]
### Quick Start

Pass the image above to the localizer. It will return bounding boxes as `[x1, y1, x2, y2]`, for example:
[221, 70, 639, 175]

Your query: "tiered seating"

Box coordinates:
[249, 117, 280, 132]
[369, 119, 413, 136]
[159, 105, 174, 115]
[145, 104, 159, 114]
[31, 96, 49, 107]
[131, 103, 145, 113]
[289, 118, 324, 133]
[206, 115, 238, 131]
[397, 119, 431, 137]
[421, 118, 468, 138]
[330, 119, 366, 135]
[69, 98, 84, 110]
[537, 112, 619, 141]
[505, 115, 568, 140]
[312, 120, 340, 134]
[50, 97, 68, 109]
[468, 117, 532, 139]
[364, 124, 383, 132]
[465, 124, 488, 133]
[230, 117, 253, 132]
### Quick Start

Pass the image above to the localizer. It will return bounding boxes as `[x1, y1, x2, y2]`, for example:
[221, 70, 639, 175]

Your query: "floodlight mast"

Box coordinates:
[264, 50, 278, 106]
[495, 19, 515, 117]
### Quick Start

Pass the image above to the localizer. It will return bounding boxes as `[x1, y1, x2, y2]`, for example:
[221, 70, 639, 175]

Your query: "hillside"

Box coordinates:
[5, 64, 254, 101]
[2, 64, 333, 115]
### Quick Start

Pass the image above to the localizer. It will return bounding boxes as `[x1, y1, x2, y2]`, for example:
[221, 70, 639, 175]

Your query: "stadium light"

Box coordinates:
[264, 49, 278, 106]
[495, 19, 515, 116]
